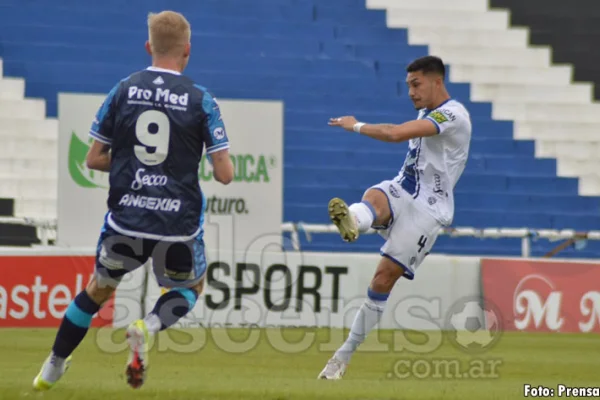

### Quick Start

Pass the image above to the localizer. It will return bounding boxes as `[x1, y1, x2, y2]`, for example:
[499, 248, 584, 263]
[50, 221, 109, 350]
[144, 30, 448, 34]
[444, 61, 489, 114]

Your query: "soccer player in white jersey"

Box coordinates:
[318, 56, 472, 379]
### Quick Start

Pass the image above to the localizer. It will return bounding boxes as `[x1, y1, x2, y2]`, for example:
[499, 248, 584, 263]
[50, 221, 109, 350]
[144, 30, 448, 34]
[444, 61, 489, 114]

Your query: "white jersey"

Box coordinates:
[397, 99, 472, 226]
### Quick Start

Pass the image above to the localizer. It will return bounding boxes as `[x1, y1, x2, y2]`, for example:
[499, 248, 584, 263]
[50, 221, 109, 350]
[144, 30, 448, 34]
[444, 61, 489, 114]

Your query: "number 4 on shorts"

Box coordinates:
[417, 235, 427, 253]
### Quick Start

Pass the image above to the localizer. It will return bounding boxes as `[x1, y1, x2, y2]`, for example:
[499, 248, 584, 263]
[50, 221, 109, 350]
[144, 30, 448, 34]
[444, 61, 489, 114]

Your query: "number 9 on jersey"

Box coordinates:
[134, 110, 171, 166]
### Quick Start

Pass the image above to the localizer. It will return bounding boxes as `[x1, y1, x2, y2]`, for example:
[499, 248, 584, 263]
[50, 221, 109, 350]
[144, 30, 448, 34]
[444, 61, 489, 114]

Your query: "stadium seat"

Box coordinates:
[1, 0, 600, 257]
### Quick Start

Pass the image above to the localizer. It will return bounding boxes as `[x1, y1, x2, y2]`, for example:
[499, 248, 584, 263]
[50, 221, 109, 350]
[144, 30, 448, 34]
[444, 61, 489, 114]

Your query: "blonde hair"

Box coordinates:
[147, 11, 191, 57]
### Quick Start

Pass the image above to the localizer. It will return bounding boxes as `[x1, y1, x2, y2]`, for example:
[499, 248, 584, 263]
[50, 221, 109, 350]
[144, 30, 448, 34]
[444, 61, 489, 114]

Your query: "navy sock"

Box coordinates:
[52, 290, 100, 358]
[150, 288, 198, 331]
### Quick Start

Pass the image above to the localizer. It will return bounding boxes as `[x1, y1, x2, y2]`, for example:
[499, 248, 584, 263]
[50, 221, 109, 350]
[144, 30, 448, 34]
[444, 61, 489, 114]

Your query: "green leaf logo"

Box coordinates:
[68, 132, 108, 189]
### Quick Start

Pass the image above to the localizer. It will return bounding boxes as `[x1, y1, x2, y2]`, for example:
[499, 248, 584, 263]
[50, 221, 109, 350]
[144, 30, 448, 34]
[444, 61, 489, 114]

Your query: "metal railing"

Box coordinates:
[2, 217, 598, 257]
[281, 222, 600, 257]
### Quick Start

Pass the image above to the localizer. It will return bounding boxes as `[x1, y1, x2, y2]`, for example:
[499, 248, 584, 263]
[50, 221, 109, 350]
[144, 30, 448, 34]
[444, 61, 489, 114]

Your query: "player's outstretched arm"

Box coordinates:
[329, 116, 437, 143]
[86, 140, 111, 172]
[210, 148, 234, 185]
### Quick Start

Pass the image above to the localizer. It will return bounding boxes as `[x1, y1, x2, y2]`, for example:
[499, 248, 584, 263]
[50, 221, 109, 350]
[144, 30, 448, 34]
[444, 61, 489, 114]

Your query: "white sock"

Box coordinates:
[349, 202, 375, 232]
[42, 352, 66, 382]
[334, 296, 387, 363]
[143, 313, 162, 335]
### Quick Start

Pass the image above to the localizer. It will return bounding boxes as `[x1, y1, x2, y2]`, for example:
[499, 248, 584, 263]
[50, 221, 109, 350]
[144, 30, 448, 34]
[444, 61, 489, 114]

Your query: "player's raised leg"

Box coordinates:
[33, 275, 116, 391]
[318, 256, 403, 379]
[124, 281, 203, 389]
[125, 238, 207, 389]
[328, 188, 391, 242]
[320, 194, 441, 380]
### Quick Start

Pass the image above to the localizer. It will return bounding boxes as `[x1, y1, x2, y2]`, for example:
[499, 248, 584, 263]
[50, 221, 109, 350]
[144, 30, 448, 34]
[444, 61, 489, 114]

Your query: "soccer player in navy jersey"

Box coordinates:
[33, 11, 234, 391]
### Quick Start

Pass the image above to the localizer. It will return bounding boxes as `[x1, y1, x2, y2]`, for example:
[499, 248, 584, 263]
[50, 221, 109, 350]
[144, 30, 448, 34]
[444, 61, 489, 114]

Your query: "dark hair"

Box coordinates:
[406, 56, 446, 79]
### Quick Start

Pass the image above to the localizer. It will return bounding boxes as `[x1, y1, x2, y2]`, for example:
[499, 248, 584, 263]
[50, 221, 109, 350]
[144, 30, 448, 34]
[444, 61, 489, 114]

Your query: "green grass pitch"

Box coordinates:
[1, 327, 598, 399]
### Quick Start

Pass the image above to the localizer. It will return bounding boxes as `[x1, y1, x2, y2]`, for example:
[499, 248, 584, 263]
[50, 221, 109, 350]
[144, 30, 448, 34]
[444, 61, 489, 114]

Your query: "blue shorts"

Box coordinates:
[94, 223, 207, 289]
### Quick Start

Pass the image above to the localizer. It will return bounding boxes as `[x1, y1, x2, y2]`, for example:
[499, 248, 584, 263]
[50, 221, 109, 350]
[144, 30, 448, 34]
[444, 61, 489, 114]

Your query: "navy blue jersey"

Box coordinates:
[89, 66, 229, 240]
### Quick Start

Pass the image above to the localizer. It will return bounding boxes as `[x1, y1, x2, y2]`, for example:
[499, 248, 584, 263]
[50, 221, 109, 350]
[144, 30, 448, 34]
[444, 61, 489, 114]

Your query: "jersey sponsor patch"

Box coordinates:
[213, 127, 226, 140]
[131, 168, 168, 191]
[428, 111, 448, 124]
[118, 194, 181, 212]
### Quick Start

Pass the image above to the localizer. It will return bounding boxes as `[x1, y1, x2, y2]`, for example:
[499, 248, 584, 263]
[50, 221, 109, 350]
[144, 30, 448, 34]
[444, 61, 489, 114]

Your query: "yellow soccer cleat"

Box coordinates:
[328, 197, 359, 242]
[32, 354, 72, 391]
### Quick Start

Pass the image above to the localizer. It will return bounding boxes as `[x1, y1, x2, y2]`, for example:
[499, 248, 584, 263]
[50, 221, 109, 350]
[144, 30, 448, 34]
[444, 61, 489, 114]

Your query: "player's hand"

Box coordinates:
[328, 116, 357, 132]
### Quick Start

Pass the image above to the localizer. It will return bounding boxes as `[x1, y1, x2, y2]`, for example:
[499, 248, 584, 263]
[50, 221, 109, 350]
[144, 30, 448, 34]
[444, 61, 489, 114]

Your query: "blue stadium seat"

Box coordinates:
[1, 0, 599, 258]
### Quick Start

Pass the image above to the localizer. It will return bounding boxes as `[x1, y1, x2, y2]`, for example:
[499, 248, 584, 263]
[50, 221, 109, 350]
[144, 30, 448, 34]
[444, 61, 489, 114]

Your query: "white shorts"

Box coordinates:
[367, 179, 442, 280]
